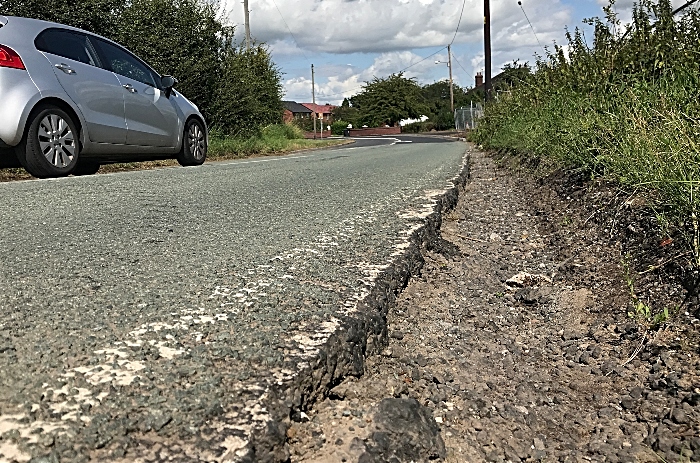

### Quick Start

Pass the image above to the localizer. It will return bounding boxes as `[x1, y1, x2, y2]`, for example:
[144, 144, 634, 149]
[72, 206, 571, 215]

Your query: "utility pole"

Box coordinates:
[484, 0, 492, 101]
[447, 44, 454, 113]
[311, 64, 317, 140]
[243, 0, 251, 51]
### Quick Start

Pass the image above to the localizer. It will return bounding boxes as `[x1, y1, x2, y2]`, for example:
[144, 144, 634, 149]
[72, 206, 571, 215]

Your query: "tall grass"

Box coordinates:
[474, 0, 700, 266]
[209, 123, 342, 158]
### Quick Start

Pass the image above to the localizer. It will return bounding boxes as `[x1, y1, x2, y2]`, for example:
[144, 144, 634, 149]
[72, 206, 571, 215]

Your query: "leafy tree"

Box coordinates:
[332, 98, 360, 126]
[351, 73, 426, 127]
[0, 0, 124, 37]
[421, 80, 471, 131]
[209, 44, 284, 137]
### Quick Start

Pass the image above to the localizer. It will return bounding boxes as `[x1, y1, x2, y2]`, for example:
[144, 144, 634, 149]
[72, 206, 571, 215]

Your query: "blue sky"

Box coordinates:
[222, 0, 692, 104]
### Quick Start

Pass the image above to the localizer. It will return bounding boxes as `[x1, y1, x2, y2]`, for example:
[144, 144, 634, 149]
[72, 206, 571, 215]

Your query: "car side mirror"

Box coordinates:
[161, 75, 177, 97]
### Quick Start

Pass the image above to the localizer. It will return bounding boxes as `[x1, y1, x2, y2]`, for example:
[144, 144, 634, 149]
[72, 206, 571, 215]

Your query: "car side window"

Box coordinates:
[35, 29, 98, 66]
[91, 38, 157, 88]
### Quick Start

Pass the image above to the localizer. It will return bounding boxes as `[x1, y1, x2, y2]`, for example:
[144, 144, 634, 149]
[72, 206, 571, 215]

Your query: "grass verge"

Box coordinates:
[0, 124, 349, 182]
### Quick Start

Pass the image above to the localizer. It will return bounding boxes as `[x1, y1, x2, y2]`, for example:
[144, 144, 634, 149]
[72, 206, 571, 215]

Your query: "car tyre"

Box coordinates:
[72, 161, 100, 176]
[177, 118, 207, 167]
[17, 105, 80, 178]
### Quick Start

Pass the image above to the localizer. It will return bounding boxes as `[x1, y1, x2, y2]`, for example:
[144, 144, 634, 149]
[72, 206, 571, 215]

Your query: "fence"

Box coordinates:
[454, 103, 484, 131]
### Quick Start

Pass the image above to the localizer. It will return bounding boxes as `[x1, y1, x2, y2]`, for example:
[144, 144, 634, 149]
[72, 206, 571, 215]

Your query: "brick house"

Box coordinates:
[300, 103, 336, 123]
[283, 101, 313, 123]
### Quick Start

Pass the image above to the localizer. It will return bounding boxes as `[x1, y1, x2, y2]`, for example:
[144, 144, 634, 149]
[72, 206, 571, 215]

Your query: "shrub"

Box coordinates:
[261, 123, 303, 140]
[401, 122, 435, 133]
[331, 121, 350, 135]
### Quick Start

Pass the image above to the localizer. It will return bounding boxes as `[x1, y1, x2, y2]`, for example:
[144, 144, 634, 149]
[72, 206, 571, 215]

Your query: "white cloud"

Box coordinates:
[283, 51, 437, 104]
[226, 0, 573, 54]
[228, 0, 697, 104]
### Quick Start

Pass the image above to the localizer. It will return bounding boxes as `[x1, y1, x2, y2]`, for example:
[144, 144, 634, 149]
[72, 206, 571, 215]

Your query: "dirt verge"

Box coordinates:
[288, 147, 700, 462]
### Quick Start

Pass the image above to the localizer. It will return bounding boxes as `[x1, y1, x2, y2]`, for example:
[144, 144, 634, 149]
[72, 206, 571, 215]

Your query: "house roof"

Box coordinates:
[301, 103, 336, 114]
[283, 101, 312, 114]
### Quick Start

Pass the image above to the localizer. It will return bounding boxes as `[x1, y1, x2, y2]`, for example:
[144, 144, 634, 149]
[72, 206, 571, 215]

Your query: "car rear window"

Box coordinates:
[35, 29, 97, 66]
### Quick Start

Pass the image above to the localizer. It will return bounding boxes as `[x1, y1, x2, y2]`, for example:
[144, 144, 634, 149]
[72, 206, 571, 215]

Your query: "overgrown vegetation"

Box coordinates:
[208, 124, 342, 157]
[0, 0, 283, 136]
[473, 0, 700, 267]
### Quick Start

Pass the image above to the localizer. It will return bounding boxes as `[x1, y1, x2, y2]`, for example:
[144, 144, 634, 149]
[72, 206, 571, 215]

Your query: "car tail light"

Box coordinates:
[0, 44, 25, 70]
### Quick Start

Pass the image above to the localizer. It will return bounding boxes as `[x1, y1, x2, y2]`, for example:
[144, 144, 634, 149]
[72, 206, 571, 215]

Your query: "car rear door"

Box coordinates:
[35, 28, 127, 144]
[91, 37, 179, 148]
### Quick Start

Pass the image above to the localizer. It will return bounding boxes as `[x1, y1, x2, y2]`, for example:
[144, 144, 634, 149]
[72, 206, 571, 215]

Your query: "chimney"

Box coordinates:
[475, 72, 484, 88]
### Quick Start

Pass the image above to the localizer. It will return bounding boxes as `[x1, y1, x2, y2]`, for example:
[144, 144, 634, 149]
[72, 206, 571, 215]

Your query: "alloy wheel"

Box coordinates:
[37, 114, 76, 167]
[188, 123, 205, 161]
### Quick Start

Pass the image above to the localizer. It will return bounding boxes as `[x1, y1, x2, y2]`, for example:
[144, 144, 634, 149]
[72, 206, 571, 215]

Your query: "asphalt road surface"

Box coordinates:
[0, 136, 467, 462]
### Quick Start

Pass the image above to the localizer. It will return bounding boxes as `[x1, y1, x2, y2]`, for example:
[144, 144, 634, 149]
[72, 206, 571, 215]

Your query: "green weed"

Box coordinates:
[622, 256, 674, 328]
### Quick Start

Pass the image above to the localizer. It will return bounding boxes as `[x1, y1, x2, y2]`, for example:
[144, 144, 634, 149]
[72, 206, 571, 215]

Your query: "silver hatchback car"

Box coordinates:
[0, 16, 208, 178]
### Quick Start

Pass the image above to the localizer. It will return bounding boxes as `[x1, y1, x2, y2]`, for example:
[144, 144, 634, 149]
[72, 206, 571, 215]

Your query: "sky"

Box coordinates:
[222, 0, 695, 105]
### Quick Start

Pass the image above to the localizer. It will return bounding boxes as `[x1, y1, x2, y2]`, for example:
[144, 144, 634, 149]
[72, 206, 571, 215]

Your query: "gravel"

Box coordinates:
[289, 148, 700, 463]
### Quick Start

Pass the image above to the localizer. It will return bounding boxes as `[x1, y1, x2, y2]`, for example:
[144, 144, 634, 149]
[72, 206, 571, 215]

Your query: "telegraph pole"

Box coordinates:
[311, 64, 317, 140]
[243, 0, 251, 51]
[484, 0, 492, 101]
[447, 44, 454, 113]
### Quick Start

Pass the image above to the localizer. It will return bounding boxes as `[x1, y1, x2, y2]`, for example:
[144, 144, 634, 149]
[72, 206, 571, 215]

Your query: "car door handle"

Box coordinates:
[122, 84, 137, 93]
[54, 63, 75, 74]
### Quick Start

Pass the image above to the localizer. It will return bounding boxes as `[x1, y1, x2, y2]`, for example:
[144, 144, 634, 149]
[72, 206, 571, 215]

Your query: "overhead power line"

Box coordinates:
[399, 46, 448, 73]
[617, 0, 699, 41]
[320, 46, 449, 99]
[451, 0, 467, 45]
[271, 0, 311, 62]
[452, 54, 470, 77]
[673, 0, 700, 15]
[517, 1, 545, 53]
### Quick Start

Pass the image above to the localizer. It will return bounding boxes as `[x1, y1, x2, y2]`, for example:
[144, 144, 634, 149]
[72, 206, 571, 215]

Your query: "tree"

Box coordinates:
[0, 0, 124, 37]
[332, 98, 360, 126]
[351, 73, 426, 127]
[421, 81, 470, 131]
[209, 44, 284, 137]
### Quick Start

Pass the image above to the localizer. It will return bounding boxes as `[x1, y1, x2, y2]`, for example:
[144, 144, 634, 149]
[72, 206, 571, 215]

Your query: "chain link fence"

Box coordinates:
[454, 103, 484, 131]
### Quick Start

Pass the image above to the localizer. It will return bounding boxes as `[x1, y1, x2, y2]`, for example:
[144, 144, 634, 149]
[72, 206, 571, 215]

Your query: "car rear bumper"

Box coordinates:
[0, 66, 41, 146]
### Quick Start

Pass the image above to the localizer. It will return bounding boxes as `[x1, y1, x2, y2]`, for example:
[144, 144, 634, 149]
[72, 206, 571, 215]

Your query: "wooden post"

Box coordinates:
[243, 0, 251, 51]
[484, 0, 492, 101]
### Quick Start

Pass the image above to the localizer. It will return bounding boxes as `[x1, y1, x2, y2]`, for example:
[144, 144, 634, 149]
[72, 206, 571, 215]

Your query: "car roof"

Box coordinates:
[0, 16, 121, 48]
[0, 15, 160, 75]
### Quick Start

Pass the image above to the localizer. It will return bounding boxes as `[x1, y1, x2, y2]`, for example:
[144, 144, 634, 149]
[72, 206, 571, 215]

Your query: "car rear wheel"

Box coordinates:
[177, 119, 206, 167]
[17, 105, 80, 178]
